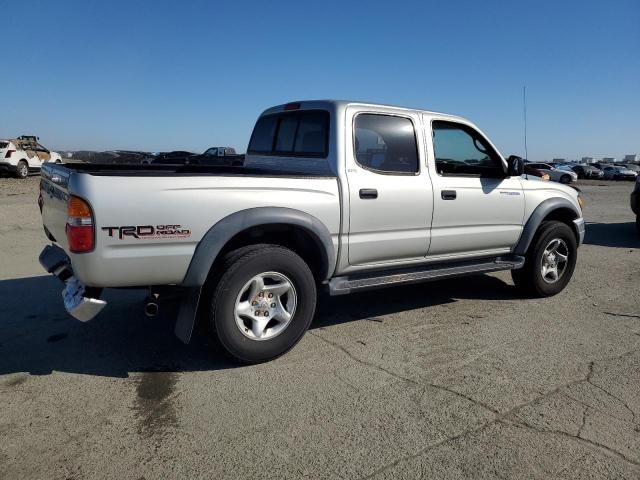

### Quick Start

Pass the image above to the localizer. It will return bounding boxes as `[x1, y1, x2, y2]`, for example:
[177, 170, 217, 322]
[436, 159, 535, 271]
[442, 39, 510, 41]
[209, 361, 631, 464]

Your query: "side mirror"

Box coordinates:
[507, 155, 524, 176]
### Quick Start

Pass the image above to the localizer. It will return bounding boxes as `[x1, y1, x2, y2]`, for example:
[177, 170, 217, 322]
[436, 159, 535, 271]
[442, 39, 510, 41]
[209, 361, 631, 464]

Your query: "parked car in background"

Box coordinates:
[631, 175, 640, 235]
[150, 151, 195, 165]
[594, 162, 613, 170]
[0, 136, 62, 178]
[94, 150, 155, 164]
[189, 146, 244, 166]
[525, 162, 578, 184]
[621, 164, 640, 173]
[572, 164, 604, 179]
[523, 163, 549, 180]
[601, 165, 637, 181]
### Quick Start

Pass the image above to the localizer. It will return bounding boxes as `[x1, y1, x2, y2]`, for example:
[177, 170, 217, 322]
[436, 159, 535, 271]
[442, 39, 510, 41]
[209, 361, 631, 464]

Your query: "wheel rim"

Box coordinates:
[540, 238, 569, 284]
[234, 271, 297, 341]
[19, 164, 27, 176]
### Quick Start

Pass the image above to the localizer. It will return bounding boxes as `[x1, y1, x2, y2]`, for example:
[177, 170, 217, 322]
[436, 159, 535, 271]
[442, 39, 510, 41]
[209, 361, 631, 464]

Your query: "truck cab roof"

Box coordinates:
[260, 99, 465, 123]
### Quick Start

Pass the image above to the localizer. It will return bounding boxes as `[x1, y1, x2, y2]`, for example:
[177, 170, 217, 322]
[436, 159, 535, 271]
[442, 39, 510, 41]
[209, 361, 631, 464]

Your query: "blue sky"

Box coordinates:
[1, 0, 638, 161]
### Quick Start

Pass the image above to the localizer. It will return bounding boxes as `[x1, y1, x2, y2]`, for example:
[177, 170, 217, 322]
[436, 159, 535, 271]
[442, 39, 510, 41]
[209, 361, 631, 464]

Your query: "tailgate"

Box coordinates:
[40, 163, 72, 251]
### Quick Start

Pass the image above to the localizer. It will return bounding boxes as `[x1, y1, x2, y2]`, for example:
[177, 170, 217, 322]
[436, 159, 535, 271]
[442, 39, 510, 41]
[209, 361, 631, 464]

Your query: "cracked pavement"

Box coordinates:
[1, 178, 639, 479]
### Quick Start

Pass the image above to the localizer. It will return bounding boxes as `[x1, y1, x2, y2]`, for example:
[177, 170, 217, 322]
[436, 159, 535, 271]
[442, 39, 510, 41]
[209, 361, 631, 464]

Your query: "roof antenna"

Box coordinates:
[523, 86, 528, 160]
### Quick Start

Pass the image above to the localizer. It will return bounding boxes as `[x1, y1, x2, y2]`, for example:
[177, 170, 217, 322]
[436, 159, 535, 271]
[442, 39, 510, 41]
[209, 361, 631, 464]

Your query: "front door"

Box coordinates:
[346, 109, 433, 266]
[426, 118, 524, 259]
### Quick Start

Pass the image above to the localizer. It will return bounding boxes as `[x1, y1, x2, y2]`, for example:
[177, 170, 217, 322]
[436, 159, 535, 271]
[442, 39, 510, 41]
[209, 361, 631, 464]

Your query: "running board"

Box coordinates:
[328, 256, 525, 296]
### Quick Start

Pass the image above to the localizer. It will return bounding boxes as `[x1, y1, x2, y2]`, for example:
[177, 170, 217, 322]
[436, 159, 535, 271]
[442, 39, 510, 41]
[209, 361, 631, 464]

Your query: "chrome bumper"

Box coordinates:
[39, 245, 106, 322]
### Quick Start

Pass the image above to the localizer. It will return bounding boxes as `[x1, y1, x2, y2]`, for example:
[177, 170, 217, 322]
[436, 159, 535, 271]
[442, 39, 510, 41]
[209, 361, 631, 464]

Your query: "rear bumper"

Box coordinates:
[573, 218, 586, 246]
[39, 244, 106, 322]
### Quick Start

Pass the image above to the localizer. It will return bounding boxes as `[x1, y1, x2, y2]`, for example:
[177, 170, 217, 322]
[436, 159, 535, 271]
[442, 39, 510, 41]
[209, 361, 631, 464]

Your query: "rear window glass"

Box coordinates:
[248, 110, 329, 157]
[0, 142, 8, 149]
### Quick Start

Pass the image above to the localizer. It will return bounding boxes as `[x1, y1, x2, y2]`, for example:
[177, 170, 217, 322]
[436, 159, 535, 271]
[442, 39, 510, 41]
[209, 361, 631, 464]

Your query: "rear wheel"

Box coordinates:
[511, 221, 577, 297]
[15, 161, 28, 179]
[208, 244, 317, 363]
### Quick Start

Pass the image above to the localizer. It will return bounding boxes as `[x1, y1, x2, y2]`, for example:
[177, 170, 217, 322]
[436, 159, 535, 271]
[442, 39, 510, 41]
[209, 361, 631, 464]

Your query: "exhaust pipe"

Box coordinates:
[144, 298, 159, 317]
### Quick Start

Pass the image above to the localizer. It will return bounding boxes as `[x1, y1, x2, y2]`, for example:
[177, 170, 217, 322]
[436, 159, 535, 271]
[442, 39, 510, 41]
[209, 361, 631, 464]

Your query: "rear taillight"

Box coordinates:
[66, 196, 94, 253]
[5, 150, 15, 158]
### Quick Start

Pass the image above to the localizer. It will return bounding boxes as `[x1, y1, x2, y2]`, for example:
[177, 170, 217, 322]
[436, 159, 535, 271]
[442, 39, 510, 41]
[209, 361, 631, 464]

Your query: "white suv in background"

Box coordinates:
[0, 136, 62, 179]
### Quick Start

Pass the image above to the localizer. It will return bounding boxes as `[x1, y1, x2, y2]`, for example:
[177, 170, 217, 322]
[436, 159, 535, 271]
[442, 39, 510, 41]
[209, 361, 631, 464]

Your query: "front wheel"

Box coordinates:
[208, 244, 317, 364]
[511, 221, 577, 297]
[560, 174, 571, 184]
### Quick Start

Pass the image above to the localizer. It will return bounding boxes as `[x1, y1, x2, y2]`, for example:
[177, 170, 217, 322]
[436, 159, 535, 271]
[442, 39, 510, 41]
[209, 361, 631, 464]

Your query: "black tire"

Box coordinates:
[636, 216, 640, 237]
[15, 160, 28, 179]
[511, 220, 577, 297]
[560, 174, 571, 184]
[208, 244, 317, 364]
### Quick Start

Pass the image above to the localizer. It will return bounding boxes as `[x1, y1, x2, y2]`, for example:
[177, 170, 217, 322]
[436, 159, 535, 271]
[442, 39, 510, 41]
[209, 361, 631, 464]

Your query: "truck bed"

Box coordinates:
[40, 162, 341, 287]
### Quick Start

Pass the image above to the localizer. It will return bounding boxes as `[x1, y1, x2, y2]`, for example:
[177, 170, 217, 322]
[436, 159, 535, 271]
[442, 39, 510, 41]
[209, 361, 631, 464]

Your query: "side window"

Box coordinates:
[354, 114, 418, 174]
[432, 121, 504, 177]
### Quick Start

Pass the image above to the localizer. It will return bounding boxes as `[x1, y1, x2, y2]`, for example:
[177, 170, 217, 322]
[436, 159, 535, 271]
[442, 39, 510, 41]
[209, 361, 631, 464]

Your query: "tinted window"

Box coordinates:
[248, 110, 329, 157]
[354, 114, 418, 174]
[294, 113, 326, 154]
[275, 115, 297, 152]
[432, 121, 504, 177]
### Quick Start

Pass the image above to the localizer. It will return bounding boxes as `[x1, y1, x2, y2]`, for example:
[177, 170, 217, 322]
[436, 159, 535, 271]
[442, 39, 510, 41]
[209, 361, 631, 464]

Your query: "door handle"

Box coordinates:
[359, 188, 378, 199]
[441, 190, 457, 200]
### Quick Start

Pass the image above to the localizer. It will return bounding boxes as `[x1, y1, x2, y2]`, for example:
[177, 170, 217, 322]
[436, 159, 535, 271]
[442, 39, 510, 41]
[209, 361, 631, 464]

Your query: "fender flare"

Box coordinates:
[181, 207, 336, 287]
[514, 197, 581, 256]
[175, 207, 336, 344]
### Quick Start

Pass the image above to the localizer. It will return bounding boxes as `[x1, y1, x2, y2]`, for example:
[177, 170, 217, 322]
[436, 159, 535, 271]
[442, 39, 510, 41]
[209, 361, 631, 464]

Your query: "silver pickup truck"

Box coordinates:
[39, 100, 585, 363]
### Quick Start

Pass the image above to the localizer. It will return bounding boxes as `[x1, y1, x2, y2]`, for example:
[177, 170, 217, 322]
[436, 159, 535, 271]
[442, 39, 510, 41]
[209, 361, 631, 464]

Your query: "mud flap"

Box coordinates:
[174, 287, 201, 344]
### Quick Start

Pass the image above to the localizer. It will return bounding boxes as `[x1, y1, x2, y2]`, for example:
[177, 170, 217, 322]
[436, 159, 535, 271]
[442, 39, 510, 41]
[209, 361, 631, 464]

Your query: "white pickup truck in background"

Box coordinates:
[38, 100, 585, 363]
[0, 135, 62, 178]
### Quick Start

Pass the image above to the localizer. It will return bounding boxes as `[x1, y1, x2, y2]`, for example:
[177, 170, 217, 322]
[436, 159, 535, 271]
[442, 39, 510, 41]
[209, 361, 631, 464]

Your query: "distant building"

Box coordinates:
[552, 158, 567, 163]
[582, 156, 596, 164]
[623, 154, 639, 163]
[602, 157, 617, 163]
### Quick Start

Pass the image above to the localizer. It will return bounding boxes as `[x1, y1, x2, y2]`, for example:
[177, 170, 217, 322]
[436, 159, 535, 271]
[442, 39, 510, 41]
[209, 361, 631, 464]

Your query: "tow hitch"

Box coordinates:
[39, 245, 106, 322]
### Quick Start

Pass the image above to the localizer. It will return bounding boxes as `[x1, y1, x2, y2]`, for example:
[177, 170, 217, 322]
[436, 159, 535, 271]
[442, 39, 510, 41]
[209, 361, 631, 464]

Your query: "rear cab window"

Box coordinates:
[248, 110, 329, 158]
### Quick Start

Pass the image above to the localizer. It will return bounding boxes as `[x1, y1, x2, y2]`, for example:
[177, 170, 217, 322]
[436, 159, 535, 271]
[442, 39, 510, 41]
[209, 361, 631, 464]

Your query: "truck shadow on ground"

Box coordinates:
[584, 222, 638, 248]
[0, 274, 516, 378]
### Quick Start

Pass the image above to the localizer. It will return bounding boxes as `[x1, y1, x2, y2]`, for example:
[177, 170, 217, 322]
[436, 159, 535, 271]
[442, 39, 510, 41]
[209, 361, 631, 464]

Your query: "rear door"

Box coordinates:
[35, 142, 51, 162]
[20, 140, 42, 168]
[346, 107, 433, 266]
[426, 117, 524, 259]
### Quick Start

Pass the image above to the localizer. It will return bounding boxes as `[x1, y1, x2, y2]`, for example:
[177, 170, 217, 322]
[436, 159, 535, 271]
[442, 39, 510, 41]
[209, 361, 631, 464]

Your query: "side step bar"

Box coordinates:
[328, 255, 525, 296]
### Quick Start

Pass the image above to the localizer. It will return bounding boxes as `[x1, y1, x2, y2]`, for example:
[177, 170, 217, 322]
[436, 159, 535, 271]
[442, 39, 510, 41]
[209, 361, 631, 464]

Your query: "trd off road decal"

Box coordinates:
[102, 225, 191, 240]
